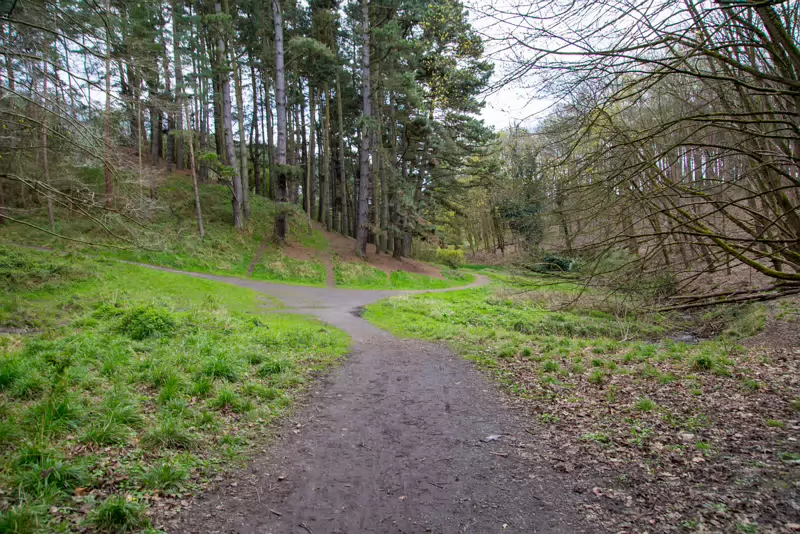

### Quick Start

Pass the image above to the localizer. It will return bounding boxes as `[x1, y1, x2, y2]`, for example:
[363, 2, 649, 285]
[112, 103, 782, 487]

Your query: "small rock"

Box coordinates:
[278, 475, 286, 481]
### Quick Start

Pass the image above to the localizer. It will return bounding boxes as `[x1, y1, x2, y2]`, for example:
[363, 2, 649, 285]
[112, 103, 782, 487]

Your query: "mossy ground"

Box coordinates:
[0, 245, 350, 532]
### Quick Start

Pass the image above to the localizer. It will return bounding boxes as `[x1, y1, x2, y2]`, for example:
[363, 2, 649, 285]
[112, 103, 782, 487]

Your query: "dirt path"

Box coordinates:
[147, 268, 593, 533]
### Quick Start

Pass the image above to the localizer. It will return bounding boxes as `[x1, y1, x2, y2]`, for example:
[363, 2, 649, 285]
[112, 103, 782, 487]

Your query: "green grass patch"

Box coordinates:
[0, 244, 350, 531]
[333, 260, 474, 290]
[0, 174, 331, 287]
[250, 248, 326, 286]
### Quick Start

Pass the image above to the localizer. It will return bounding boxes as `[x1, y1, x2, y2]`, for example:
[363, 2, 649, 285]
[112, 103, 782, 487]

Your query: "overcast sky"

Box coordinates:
[468, 1, 551, 132]
[479, 87, 553, 131]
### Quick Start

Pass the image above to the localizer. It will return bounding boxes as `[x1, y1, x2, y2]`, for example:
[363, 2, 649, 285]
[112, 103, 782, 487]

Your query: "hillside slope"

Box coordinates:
[0, 174, 471, 289]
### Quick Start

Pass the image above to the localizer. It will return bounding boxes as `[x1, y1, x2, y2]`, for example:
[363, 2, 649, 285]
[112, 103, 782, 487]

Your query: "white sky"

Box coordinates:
[468, 2, 551, 132]
[479, 88, 552, 131]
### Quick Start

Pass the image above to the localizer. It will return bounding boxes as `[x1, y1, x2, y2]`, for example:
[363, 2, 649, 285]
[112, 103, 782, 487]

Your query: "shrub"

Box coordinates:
[117, 306, 176, 340]
[435, 248, 465, 268]
[90, 495, 149, 533]
[532, 254, 579, 273]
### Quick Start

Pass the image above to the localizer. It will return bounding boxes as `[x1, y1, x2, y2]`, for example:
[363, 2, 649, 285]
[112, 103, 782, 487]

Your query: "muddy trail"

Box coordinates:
[146, 267, 593, 533]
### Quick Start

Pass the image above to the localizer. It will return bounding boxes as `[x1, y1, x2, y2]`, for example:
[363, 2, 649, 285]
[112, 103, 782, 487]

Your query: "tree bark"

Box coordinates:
[308, 85, 317, 225]
[323, 86, 332, 231]
[104, 0, 113, 208]
[216, 2, 242, 228]
[356, 0, 372, 257]
[264, 79, 276, 199]
[233, 51, 250, 220]
[273, 0, 289, 240]
[250, 62, 261, 196]
[184, 100, 204, 237]
[336, 69, 348, 235]
[172, 0, 185, 170]
[41, 58, 54, 230]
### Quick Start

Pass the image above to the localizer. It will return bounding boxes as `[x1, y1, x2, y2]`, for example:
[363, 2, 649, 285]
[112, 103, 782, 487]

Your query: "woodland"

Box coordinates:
[0, 0, 798, 532]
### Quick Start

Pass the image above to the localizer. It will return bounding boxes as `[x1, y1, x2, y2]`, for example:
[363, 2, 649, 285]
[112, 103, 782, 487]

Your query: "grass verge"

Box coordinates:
[333, 260, 474, 289]
[250, 247, 327, 286]
[0, 245, 350, 532]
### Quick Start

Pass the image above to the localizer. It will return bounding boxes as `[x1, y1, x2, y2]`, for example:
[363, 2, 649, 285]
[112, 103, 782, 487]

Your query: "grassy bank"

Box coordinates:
[364, 274, 799, 533]
[333, 260, 474, 290]
[1, 174, 471, 290]
[0, 245, 350, 533]
[0, 175, 328, 286]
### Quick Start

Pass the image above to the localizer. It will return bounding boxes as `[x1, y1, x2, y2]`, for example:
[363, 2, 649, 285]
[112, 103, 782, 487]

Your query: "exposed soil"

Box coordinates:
[145, 268, 596, 533]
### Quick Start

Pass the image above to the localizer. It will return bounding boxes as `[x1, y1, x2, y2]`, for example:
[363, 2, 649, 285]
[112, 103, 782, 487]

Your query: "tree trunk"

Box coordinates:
[164, 54, 173, 174]
[233, 53, 250, 220]
[250, 62, 261, 196]
[356, 0, 372, 257]
[262, 80, 274, 199]
[336, 69, 348, 235]
[41, 58, 54, 230]
[172, 0, 185, 170]
[216, 2, 242, 228]
[299, 79, 308, 218]
[273, 0, 289, 240]
[104, 0, 113, 208]
[151, 105, 161, 167]
[184, 100, 204, 237]
[308, 85, 316, 225]
[0, 179, 5, 225]
[323, 86, 332, 231]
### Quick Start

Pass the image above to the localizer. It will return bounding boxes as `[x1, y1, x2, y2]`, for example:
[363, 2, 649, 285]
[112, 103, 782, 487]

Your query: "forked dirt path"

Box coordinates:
[148, 268, 593, 533]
